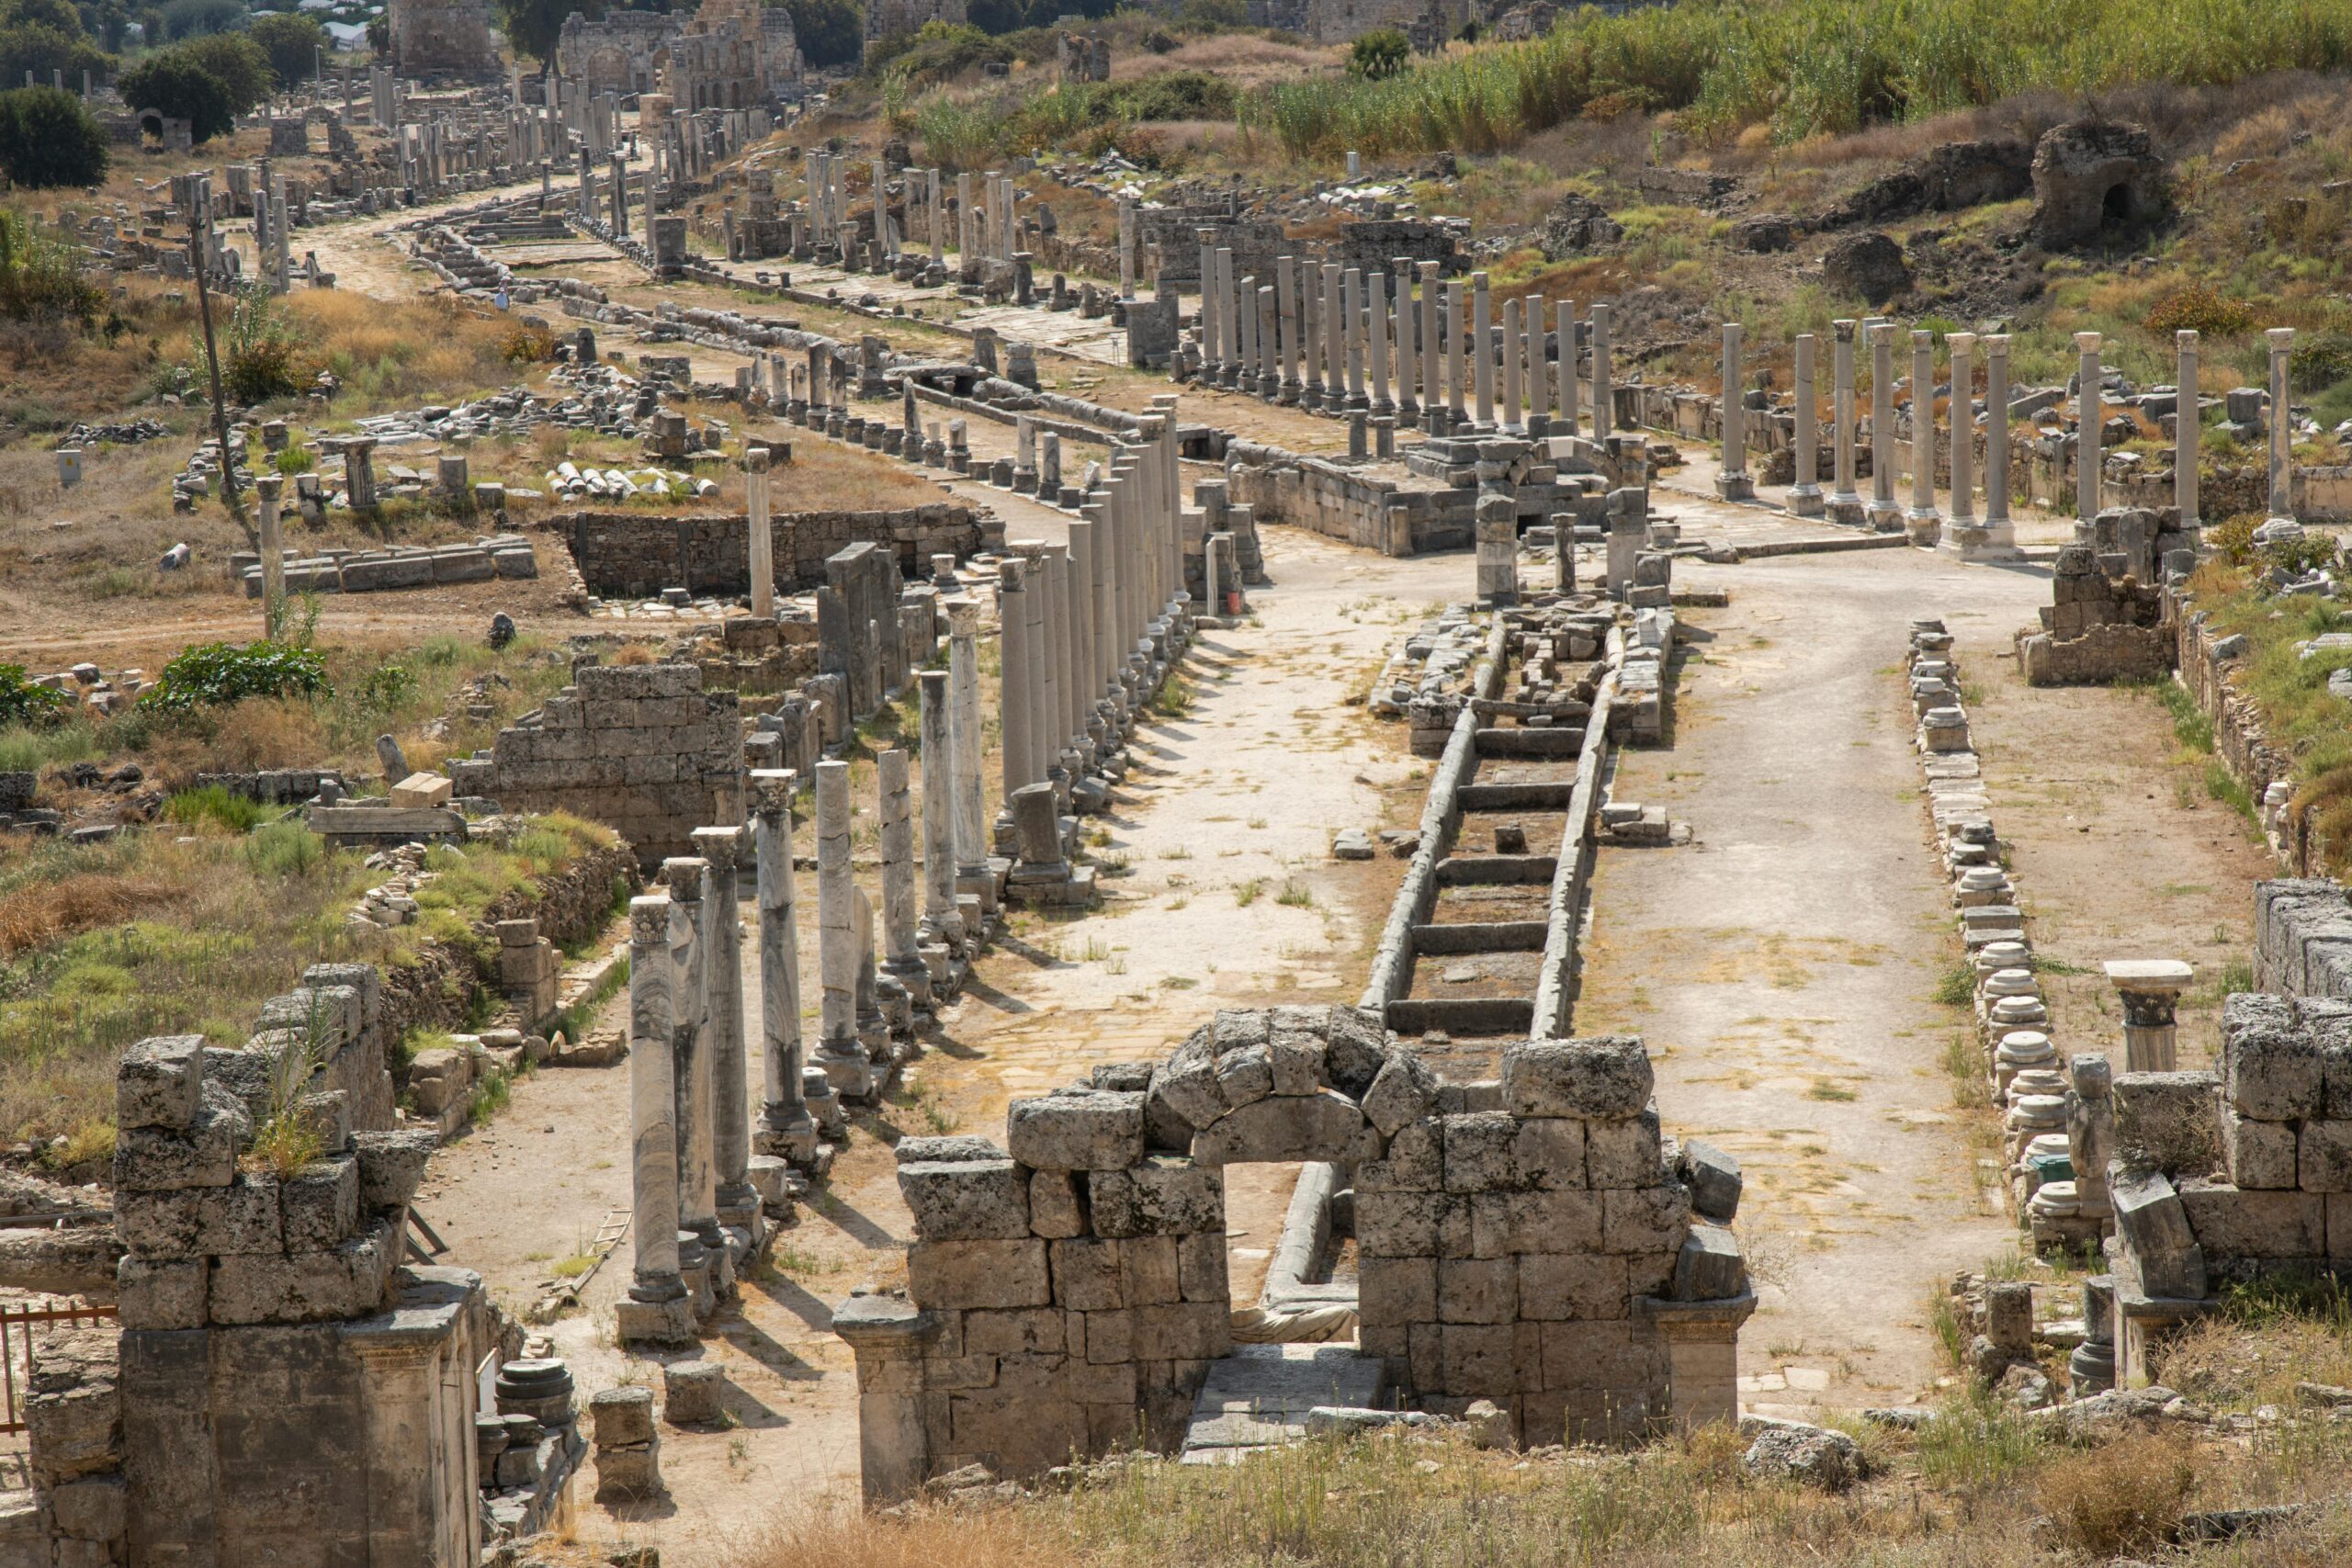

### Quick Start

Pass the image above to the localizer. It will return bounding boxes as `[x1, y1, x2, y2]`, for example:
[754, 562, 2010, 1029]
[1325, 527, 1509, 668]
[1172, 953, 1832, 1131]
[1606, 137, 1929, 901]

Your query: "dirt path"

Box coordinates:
[1956, 614, 2276, 1068]
[416, 525, 1462, 1561]
[1573, 540, 2043, 1417]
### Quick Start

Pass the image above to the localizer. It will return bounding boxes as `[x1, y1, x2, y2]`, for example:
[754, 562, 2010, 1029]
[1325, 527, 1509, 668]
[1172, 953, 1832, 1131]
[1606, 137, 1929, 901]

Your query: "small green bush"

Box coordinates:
[271, 446, 314, 476]
[0, 663, 70, 728]
[1349, 28, 1409, 80]
[141, 640, 330, 715]
[357, 664, 417, 714]
[241, 818, 321, 878]
[2142, 284, 2254, 338]
[164, 784, 264, 833]
[0, 208, 102, 330]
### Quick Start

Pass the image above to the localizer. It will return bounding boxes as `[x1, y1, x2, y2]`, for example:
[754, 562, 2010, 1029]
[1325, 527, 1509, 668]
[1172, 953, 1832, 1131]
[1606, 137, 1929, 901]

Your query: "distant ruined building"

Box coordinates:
[557, 0, 802, 104]
[863, 0, 967, 56]
[386, 0, 501, 81]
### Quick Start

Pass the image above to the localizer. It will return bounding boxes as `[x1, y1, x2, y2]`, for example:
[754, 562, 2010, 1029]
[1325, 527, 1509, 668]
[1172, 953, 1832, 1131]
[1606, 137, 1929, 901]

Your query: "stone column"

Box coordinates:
[1029, 553, 1061, 785]
[917, 670, 963, 954]
[1590, 301, 1613, 434]
[1276, 256, 1300, 404]
[1445, 280, 1467, 425]
[1471, 273, 1494, 428]
[746, 446, 774, 618]
[1942, 333, 1978, 552]
[946, 598, 988, 899]
[1867, 321, 1900, 529]
[1829, 320, 1861, 522]
[930, 168, 944, 265]
[1788, 333, 1823, 516]
[997, 560, 1032, 798]
[1300, 262, 1323, 408]
[1322, 263, 1345, 412]
[2077, 330, 2105, 525]
[1393, 258, 1419, 422]
[2177, 329, 2201, 540]
[1116, 197, 1135, 298]
[1216, 248, 1238, 388]
[1342, 268, 1367, 412]
[691, 825, 754, 1225]
[662, 856, 720, 1257]
[1419, 263, 1442, 433]
[2267, 325, 2296, 524]
[1715, 321, 1751, 501]
[749, 770, 813, 1161]
[1908, 330, 1941, 535]
[1367, 270, 1392, 418]
[1501, 295, 1524, 433]
[1555, 298, 1577, 435]
[877, 748, 928, 1010]
[1256, 284, 1278, 400]
[1984, 333, 2014, 543]
[1067, 517, 1101, 747]
[813, 759, 870, 1098]
[1193, 231, 1217, 376]
[956, 172, 972, 260]
[256, 475, 284, 628]
[2106, 961, 2193, 1074]
[1475, 495, 1517, 608]
[1235, 271, 1258, 390]
[625, 893, 687, 1313]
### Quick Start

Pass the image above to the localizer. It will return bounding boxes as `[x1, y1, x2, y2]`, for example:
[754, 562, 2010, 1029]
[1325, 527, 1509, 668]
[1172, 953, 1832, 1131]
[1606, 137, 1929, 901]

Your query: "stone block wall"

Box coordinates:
[561, 504, 979, 603]
[836, 1010, 1749, 1497]
[2017, 544, 2172, 686]
[103, 1007, 492, 1565]
[1224, 440, 1473, 557]
[2254, 879, 2352, 999]
[462, 661, 740, 869]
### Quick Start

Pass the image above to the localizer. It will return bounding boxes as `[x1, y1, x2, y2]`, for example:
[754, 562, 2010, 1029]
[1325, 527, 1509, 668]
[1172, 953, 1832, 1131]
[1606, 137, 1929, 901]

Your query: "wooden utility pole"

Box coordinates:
[183, 191, 251, 545]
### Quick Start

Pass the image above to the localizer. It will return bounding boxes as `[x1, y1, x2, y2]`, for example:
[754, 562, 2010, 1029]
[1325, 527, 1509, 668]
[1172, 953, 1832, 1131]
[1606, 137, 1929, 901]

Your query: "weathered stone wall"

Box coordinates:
[1306, 0, 1472, 49]
[837, 1010, 1748, 1494]
[458, 661, 741, 869]
[560, 503, 979, 602]
[386, 0, 499, 79]
[1225, 441, 1472, 557]
[107, 1012, 493, 1564]
[2016, 545, 2172, 686]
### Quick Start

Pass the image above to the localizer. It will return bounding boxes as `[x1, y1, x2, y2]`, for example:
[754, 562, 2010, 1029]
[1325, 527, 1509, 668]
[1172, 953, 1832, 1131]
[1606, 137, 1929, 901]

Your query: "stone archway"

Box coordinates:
[835, 1007, 1755, 1502]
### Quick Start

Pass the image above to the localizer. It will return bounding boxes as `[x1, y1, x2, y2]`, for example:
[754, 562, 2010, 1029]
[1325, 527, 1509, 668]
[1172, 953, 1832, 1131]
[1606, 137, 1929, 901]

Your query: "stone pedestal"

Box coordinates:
[1004, 782, 1094, 908]
[1475, 497, 1519, 607]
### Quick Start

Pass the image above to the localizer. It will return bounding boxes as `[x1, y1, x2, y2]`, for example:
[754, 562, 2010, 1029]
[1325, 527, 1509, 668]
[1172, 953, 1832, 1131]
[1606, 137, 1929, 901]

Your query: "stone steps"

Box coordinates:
[1178, 1343, 1387, 1464]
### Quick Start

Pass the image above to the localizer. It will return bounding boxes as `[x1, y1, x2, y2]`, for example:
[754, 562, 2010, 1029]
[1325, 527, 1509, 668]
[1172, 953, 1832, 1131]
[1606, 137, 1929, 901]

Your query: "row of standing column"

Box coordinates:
[1188, 250, 1622, 440]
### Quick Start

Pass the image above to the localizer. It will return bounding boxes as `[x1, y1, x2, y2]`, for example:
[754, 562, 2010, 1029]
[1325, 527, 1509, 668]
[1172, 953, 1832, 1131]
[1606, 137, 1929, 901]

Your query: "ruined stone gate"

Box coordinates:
[835, 1007, 1752, 1498]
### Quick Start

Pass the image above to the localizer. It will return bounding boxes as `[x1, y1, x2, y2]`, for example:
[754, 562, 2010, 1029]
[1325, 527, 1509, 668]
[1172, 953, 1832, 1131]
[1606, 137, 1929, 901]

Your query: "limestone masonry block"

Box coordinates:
[1359, 1118, 1442, 1192]
[1191, 1091, 1364, 1165]
[113, 1091, 247, 1192]
[896, 1158, 1032, 1240]
[2226, 997, 2324, 1120]
[1502, 1036, 1655, 1120]
[2222, 1104, 2301, 1190]
[390, 771, 454, 807]
[1363, 1048, 1440, 1134]
[1029, 1169, 1086, 1238]
[910, 1238, 1052, 1309]
[117, 1034, 207, 1131]
[2113, 1071, 2222, 1175]
[1087, 1157, 1223, 1237]
[1676, 1138, 1744, 1223]
[349, 1128, 436, 1212]
[590, 1385, 656, 1447]
[1585, 1106, 1666, 1189]
[1006, 1090, 1146, 1171]
[2301, 1120, 2352, 1192]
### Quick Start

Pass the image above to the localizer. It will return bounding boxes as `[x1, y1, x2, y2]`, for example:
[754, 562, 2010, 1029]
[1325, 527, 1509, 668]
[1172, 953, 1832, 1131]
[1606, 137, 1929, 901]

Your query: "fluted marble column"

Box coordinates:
[1907, 330, 1940, 535]
[627, 892, 685, 1303]
[1790, 332, 1823, 516]
[1867, 321, 1900, 529]
[1829, 320, 1861, 522]
[917, 670, 962, 952]
[749, 769, 812, 1157]
[691, 824, 753, 1222]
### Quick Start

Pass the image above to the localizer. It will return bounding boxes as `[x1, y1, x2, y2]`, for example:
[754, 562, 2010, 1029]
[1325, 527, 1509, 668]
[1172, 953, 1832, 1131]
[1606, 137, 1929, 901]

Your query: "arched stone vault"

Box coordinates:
[836, 1006, 1754, 1502]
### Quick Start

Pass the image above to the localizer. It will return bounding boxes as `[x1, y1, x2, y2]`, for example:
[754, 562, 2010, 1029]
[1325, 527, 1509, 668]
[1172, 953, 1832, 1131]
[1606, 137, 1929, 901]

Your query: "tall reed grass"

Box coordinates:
[1239, 0, 2352, 160]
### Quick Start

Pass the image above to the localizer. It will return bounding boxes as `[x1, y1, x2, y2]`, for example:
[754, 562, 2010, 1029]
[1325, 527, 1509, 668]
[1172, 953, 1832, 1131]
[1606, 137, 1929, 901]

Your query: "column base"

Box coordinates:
[1864, 501, 1904, 533]
[616, 1292, 697, 1346]
[1713, 472, 1756, 502]
[1006, 861, 1099, 908]
[1940, 520, 2023, 562]
[814, 1043, 878, 1101]
[1826, 494, 1867, 527]
[1786, 484, 1826, 517]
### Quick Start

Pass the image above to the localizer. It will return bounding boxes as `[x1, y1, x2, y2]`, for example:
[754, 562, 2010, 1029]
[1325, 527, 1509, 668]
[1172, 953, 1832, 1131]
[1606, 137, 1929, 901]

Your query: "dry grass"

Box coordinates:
[0, 870, 184, 957]
[718, 1415, 2352, 1568]
[2037, 1434, 2198, 1556]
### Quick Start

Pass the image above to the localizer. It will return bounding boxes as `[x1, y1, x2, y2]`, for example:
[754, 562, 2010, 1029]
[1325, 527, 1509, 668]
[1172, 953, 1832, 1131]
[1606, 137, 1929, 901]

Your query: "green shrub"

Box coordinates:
[0, 209, 102, 329]
[215, 286, 310, 405]
[0, 85, 107, 188]
[164, 784, 264, 833]
[2290, 331, 2352, 396]
[240, 818, 321, 877]
[2143, 283, 2254, 338]
[271, 445, 314, 476]
[0, 663, 70, 728]
[141, 640, 330, 715]
[1349, 28, 1409, 80]
[357, 663, 417, 715]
